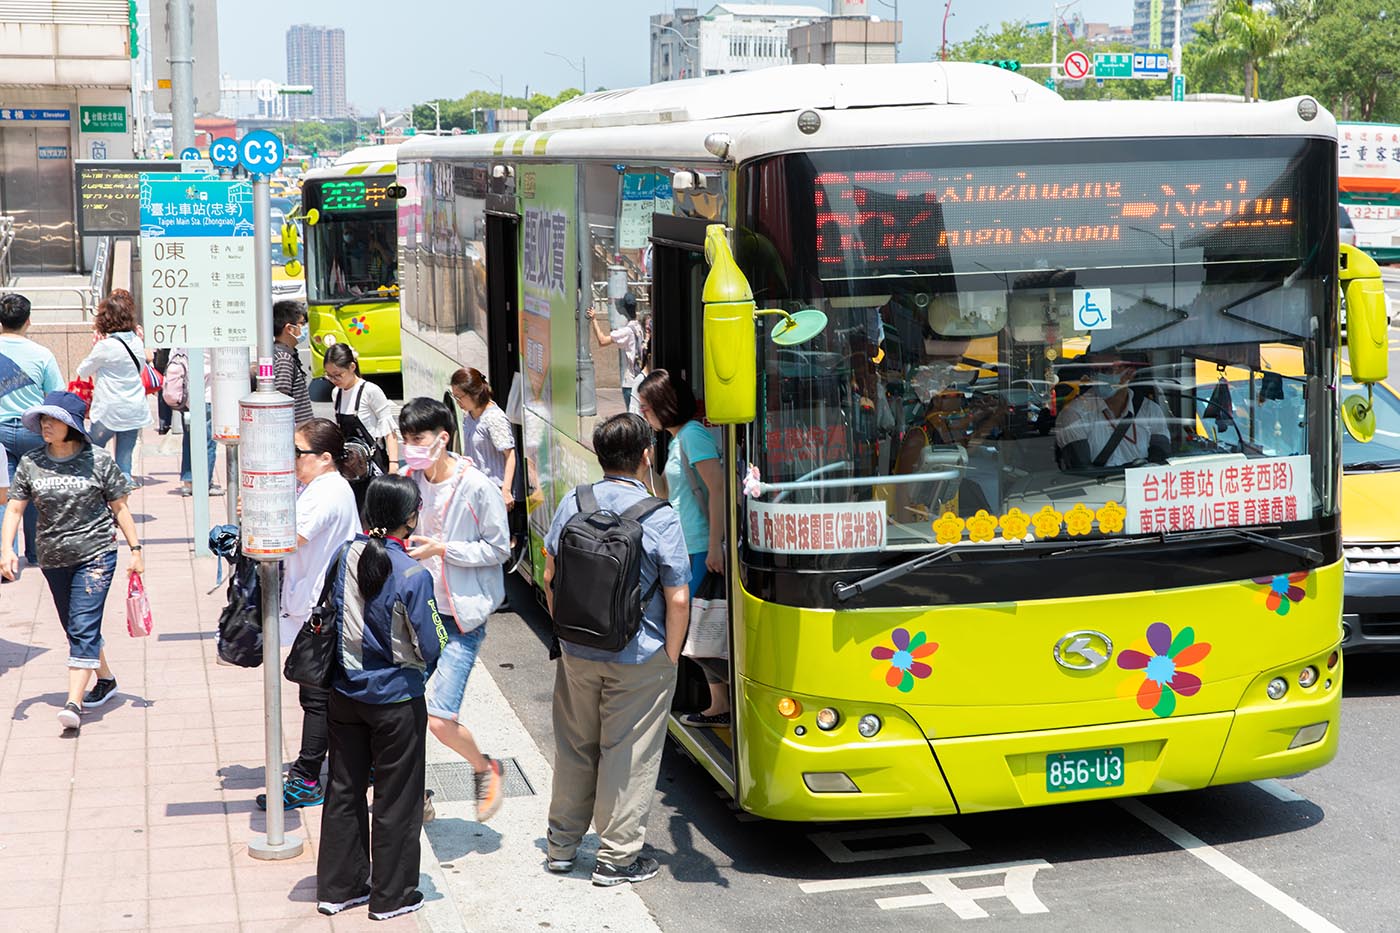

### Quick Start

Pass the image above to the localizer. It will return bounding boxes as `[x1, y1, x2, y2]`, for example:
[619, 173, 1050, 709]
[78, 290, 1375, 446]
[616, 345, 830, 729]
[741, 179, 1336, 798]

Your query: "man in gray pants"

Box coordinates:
[542, 413, 692, 887]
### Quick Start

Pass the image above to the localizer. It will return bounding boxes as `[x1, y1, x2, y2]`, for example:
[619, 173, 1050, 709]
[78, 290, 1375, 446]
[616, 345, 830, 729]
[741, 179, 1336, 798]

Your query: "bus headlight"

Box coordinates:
[321, 333, 337, 347]
[1298, 666, 1318, 688]
[857, 714, 882, 738]
[815, 708, 840, 731]
[1266, 677, 1289, 700]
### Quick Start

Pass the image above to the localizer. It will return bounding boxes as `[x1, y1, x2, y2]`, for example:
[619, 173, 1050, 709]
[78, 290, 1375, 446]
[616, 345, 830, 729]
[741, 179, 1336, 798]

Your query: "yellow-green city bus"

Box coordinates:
[394, 64, 1389, 821]
[301, 145, 402, 379]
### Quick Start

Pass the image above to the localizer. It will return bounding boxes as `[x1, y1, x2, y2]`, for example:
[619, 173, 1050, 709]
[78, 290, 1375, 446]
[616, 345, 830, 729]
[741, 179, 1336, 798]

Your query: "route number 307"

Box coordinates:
[150, 295, 187, 317]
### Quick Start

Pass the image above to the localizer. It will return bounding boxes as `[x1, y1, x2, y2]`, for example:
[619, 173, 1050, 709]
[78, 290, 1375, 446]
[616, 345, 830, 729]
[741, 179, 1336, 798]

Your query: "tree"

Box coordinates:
[1193, 0, 1290, 101]
[1277, 0, 1400, 121]
[948, 21, 1163, 102]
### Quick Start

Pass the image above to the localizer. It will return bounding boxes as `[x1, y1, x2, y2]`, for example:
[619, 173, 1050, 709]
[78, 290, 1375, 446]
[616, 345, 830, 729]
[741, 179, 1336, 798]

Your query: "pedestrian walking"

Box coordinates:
[256, 418, 360, 811]
[316, 475, 449, 921]
[449, 367, 516, 510]
[77, 289, 152, 480]
[273, 299, 314, 425]
[586, 293, 648, 412]
[637, 369, 731, 726]
[324, 342, 398, 514]
[0, 293, 64, 565]
[542, 412, 691, 886]
[0, 391, 141, 733]
[399, 397, 510, 820]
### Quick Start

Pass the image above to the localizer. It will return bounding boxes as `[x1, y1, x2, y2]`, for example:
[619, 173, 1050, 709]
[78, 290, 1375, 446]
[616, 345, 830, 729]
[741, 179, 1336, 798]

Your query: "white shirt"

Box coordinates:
[76, 332, 153, 431]
[333, 378, 397, 441]
[1055, 392, 1169, 467]
[280, 471, 359, 642]
[609, 320, 645, 389]
[418, 467, 457, 612]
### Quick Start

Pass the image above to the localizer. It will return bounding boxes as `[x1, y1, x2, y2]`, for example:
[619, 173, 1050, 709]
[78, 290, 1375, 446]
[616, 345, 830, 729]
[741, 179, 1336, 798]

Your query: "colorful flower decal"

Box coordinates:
[1251, 572, 1309, 616]
[966, 509, 998, 542]
[1117, 622, 1211, 718]
[933, 511, 965, 545]
[1096, 500, 1127, 534]
[1032, 505, 1064, 539]
[871, 628, 938, 692]
[1064, 503, 1096, 536]
[348, 316, 369, 335]
[999, 507, 1032, 540]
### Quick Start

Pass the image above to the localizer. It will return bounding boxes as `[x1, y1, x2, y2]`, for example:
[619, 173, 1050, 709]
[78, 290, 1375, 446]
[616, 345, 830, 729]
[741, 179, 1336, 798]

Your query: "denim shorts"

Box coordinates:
[41, 550, 118, 670]
[425, 621, 486, 721]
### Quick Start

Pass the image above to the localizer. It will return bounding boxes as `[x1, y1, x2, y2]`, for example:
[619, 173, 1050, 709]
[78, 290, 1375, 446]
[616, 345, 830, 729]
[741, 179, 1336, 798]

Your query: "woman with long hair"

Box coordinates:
[449, 367, 516, 510]
[0, 391, 142, 733]
[316, 475, 446, 922]
[324, 343, 399, 473]
[76, 289, 151, 479]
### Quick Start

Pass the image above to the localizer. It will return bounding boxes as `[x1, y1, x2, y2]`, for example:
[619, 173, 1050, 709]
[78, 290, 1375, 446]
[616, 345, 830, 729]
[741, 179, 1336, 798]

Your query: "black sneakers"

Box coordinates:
[591, 855, 660, 887]
[316, 890, 369, 916]
[369, 891, 424, 921]
[57, 701, 81, 732]
[82, 678, 118, 709]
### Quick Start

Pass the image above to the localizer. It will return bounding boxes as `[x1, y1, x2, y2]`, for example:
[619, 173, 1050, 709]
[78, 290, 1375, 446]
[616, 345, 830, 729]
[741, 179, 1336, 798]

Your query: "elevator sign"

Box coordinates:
[138, 174, 257, 349]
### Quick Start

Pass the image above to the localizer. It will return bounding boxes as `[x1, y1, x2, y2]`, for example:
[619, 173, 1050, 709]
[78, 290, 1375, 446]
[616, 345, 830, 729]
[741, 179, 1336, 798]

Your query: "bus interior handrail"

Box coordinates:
[753, 468, 961, 495]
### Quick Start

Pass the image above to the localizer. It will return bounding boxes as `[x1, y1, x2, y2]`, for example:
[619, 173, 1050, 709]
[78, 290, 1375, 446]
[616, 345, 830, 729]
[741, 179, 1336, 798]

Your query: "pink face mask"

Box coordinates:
[403, 435, 446, 471]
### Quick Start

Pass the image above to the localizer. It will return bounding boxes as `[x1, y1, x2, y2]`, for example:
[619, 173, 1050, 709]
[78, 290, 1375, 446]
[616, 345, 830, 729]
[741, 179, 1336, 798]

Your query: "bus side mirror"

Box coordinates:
[1341, 243, 1388, 384]
[281, 220, 299, 259]
[701, 224, 757, 424]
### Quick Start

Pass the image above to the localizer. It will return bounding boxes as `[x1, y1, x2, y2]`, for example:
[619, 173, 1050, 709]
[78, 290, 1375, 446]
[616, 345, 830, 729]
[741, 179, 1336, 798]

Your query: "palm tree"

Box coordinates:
[1196, 0, 1289, 101]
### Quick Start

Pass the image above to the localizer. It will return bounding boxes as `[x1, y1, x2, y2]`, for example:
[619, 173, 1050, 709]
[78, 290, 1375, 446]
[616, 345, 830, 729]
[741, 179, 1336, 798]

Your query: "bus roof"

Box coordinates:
[396, 64, 1333, 167]
[303, 144, 398, 183]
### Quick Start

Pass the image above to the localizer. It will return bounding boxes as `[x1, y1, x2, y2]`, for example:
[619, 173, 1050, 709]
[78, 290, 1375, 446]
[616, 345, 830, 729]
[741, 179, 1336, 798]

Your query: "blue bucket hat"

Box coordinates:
[22, 391, 89, 440]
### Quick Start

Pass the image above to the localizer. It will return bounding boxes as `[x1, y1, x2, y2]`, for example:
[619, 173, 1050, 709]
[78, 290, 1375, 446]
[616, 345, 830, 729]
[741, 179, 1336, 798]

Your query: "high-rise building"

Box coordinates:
[285, 24, 347, 119]
[1131, 0, 1214, 50]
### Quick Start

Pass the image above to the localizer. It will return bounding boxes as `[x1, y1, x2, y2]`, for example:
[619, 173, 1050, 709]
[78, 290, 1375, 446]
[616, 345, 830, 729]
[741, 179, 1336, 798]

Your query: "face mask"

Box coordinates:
[403, 435, 446, 471]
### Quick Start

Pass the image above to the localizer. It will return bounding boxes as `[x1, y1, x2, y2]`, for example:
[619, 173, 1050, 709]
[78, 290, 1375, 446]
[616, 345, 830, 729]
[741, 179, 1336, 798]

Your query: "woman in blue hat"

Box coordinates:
[0, 391, 143, 733]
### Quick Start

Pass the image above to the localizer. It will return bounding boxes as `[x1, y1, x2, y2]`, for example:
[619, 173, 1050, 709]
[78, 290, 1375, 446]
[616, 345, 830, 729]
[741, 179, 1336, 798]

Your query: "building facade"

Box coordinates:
[285, 24, 347, 119]
[789, 16, 900, 65]
[651, 4, 830, 83]
[1131, 0, 1214, 50]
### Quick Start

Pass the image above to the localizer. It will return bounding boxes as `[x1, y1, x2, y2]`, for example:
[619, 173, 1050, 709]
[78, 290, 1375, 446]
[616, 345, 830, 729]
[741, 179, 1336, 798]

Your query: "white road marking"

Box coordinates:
[800, 859, 1051, 920]
[1252, 779, 1309, 804]
[1118, 799, 1343, 933]
[809, 822, 971, 864]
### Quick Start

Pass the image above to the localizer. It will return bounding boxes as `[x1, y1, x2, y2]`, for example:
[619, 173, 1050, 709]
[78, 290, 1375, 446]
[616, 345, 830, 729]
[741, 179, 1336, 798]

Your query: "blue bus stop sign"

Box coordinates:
[209, 136, 239, 168]
[238, 130, 285, 175]
[179, 146, 200, 161]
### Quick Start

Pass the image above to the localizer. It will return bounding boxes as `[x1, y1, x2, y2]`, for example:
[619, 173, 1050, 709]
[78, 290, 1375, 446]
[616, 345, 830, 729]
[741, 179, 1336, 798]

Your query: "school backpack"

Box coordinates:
[550, 483, 669, 652]
[210, 524, 262, 667]
[162, 348, 190, 412]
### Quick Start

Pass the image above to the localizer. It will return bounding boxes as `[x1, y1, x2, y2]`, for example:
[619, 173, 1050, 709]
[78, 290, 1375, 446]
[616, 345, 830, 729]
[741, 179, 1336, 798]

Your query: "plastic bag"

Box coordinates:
[126, 572, 153, 637]
[682, 572, 728, 659]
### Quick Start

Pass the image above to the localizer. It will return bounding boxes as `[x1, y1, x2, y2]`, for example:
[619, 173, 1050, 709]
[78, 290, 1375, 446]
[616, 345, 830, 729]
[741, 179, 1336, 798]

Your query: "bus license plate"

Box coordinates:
[1046, 747, 1125, 792]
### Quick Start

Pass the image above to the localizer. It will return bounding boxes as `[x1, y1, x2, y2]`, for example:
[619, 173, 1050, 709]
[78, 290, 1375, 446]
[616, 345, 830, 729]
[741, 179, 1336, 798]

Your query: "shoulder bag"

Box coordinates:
[284, 543, 350, 688]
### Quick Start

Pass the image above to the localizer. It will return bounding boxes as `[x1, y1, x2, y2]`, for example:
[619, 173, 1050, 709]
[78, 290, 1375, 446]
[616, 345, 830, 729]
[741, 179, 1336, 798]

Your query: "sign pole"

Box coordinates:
[169, 0, 194, 154]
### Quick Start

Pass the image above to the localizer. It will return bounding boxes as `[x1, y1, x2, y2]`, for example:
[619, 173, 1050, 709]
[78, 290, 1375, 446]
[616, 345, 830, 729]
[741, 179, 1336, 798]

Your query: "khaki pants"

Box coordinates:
[547, 648, 677, 867]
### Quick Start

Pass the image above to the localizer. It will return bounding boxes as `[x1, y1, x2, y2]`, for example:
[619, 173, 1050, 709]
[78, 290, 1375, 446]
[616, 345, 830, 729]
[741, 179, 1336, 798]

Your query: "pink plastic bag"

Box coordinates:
[126, 572, 153, 637]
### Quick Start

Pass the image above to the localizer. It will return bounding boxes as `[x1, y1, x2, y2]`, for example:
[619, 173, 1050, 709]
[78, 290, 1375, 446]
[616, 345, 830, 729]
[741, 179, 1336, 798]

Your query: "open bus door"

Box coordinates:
[485, 211, 528, 572]
[650, 214, 737, 779]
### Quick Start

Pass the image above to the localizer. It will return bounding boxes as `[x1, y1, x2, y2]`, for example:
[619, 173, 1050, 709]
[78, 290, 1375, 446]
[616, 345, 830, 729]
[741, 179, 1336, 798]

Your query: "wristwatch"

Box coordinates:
[129, 545, 143, 551]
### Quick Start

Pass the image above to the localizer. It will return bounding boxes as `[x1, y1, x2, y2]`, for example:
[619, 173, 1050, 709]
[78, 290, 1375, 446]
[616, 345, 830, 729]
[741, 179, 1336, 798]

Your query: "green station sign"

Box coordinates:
[80, 106, 127, 134]
[1093, 53, 1133, 80]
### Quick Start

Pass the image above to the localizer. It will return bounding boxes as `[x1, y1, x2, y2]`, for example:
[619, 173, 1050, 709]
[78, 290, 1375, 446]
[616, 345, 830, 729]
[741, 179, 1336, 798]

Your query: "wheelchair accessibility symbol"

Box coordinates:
[1073, 288, 1112, 331]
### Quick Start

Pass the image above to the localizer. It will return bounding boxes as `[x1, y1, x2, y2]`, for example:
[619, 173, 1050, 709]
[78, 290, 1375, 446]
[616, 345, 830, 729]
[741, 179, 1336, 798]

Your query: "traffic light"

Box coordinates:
[976, 59, 1021, 72]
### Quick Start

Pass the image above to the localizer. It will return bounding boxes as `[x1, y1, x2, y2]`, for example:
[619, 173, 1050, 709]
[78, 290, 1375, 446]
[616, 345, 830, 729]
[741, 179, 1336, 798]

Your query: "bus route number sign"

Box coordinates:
[138, 174, 257, 348]
[238, 130, 284, 176]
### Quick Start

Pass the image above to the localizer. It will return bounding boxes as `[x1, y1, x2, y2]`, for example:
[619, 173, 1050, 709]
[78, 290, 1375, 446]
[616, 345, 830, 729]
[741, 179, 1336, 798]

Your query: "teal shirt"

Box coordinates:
[0, 335, 64, 424]
[664, 420, 720, 554]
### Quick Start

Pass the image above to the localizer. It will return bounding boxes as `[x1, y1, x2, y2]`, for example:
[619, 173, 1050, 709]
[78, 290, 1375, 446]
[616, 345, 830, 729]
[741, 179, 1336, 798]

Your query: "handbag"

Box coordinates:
[115, 335, 162, 396]
[67, 377, 94, 415]
[126, 572, 154, 637]
[283, 543, 349, 688]
[682, 572, 728, 660]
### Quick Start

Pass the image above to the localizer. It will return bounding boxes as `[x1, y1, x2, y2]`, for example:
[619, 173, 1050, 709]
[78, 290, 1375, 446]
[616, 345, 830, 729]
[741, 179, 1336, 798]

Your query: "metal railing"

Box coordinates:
[0, 216, 15, 287]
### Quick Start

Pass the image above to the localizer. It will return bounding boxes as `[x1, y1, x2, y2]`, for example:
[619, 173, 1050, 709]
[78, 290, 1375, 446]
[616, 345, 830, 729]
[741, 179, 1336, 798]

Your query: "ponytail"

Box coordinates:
[356, 475, 421, 602]
[298, 417, 365, 481]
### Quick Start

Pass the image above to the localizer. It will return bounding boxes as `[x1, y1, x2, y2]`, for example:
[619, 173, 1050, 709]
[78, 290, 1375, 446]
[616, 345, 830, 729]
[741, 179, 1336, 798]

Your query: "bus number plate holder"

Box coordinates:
[1045, 747, 1125, 792]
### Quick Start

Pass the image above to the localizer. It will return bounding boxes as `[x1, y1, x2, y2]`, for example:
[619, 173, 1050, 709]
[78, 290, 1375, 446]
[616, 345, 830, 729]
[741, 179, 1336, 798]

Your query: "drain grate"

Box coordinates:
[425, 757, 535, 802]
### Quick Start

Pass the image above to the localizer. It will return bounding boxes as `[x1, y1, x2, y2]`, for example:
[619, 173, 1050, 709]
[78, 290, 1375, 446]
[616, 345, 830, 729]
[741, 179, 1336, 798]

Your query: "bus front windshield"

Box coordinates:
[306, 214, 397, 304]
[738, 137, 1337, 555]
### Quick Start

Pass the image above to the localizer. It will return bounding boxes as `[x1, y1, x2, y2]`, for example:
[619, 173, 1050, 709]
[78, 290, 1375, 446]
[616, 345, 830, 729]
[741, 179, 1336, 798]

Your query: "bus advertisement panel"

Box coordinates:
[1339, 121, 1400, 261]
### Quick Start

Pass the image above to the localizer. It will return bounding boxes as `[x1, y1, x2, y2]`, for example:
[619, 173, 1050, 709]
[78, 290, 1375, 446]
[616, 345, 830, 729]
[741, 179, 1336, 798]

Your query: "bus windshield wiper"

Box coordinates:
[1041, 527, 1322, 565]
[833, 541, 1025, 603]
[1345, 459, 1400, 472]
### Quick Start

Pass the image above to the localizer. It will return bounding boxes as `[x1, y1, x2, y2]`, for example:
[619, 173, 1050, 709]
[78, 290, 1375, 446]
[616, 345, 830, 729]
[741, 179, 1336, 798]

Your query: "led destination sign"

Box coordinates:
[315, 178, 396, 212]
[799, 151, 1310, 275]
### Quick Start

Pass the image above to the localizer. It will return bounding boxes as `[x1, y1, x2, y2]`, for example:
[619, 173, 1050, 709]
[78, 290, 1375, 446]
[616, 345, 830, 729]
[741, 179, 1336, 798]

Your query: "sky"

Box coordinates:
[211, 0, 1131, 114]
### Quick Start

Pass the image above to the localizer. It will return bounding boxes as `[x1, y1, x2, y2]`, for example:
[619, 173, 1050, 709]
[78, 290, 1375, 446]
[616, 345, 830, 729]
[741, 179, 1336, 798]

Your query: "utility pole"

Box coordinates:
[1171, 0, 1183, 77]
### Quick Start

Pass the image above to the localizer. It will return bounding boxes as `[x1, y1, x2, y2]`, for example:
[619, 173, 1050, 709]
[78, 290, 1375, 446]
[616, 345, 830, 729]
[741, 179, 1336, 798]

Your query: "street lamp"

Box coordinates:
[652, 23, 699, 81]
[424, 99, 443, 135]
[1050, 0, 1083, 84]
[545, 51, 587, 95]
[468, 69, 505, 110]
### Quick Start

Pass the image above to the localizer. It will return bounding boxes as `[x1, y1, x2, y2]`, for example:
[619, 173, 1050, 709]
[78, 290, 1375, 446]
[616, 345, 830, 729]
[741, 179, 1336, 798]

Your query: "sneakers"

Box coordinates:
[82, 678, 118, 709]
[57, 701, 81, 732]
[591, 855, 660, 887]
[679, 710, 731, 728]
[369, 892, 424, 921]
[316, 891, 370, 916]
[255, 778, 324, 811]
[474, 756, 504, 822]
[546, 856, 575, 873]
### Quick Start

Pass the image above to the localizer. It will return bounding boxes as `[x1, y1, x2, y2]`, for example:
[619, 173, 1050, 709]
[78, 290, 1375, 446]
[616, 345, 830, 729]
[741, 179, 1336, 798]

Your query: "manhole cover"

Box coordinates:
[425, 757, 535, 802]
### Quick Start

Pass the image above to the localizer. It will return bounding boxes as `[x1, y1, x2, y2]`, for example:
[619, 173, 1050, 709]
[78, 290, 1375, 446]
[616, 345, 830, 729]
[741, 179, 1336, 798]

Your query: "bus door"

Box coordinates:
[485, 210, 527, 566]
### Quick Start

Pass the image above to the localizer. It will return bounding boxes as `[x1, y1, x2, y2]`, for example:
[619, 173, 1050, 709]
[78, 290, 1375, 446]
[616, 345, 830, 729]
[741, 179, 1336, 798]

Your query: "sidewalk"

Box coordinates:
[0, 425, 666, 932]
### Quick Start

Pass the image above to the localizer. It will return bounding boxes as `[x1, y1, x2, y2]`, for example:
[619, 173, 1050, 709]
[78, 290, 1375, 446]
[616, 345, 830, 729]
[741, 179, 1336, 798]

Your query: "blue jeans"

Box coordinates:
[180, 404, 217, 484]
[87, 421, 139, 478]
[42, 550, 117, 670]
[0, 419, 42, 561]
[425, 622, 486, 721]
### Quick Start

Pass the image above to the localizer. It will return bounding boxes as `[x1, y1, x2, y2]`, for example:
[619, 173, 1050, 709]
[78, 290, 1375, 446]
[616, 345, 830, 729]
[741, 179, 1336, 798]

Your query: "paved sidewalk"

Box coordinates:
[0, 425, 668, 932]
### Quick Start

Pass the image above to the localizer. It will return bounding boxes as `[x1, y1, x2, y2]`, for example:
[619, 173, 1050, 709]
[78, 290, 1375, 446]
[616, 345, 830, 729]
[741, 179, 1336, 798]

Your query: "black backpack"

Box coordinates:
[551, 483, 669, 652]
[217, 552, 263, 668]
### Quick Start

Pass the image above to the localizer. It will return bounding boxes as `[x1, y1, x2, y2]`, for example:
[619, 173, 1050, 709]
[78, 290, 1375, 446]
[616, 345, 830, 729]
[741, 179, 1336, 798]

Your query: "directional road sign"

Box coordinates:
[1133, 53, 1171, 78]
[209, 136, 239, 169]
[1063, 51, 1091, 81]
[80, 106, 126, 133]
[1093, 52, 1133, 79]
[138, 174, 257, 349]
[237, 130, 284, 176]
[1173, 74, 1187, 102]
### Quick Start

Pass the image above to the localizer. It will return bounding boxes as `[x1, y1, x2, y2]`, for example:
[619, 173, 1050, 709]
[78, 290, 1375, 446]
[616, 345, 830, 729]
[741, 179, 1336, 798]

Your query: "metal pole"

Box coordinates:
[1050, 3, 1058, 85]
[1171, 0, 1183, 76]
[169, 0, 195, 153]
[190, 351, 210, 555]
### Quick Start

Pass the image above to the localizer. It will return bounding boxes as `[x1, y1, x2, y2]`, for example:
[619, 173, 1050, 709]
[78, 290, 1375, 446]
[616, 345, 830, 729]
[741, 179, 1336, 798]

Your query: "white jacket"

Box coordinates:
[409, 455, 509, 633]
[76, 332, 153, 431]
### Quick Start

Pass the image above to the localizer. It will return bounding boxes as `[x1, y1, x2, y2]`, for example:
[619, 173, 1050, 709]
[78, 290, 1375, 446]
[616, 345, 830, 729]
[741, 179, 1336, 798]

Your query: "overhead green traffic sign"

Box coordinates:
[80, 106, 127, 133]
[1093, 53, 1133, 80]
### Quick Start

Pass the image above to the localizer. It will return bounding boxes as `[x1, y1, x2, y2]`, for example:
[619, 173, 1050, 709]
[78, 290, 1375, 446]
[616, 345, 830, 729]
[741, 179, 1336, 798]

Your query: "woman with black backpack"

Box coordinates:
[324, 343, 398, 514]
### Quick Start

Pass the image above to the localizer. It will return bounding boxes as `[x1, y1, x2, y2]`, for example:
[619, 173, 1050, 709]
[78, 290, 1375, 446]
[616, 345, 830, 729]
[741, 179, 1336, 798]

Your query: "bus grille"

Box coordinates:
[1344, 543, 1400, 573]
